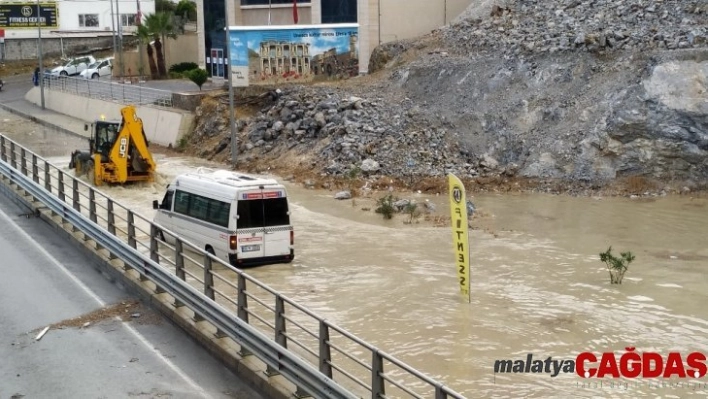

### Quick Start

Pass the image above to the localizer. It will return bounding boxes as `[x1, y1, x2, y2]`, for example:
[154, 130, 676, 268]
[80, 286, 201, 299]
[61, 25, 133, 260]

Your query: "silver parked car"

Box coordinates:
[80, 57, 114, 79]
[49, 56, 96, 77]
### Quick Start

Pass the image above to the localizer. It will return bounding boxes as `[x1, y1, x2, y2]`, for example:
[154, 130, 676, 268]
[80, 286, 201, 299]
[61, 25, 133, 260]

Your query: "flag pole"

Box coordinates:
[268, 0, 272, 25]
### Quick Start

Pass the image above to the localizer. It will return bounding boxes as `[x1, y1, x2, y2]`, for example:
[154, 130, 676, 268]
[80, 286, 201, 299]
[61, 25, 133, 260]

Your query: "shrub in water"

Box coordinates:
[599, 246, 635, 284]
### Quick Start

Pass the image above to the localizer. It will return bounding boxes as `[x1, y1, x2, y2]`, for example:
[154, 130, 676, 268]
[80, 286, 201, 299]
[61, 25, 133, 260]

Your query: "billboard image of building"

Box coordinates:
[228, 23, 358, 87]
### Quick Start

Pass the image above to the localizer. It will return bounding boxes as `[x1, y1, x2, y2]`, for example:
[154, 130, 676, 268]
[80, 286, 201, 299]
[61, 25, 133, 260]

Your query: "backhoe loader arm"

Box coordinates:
[107, 105, 157, 183]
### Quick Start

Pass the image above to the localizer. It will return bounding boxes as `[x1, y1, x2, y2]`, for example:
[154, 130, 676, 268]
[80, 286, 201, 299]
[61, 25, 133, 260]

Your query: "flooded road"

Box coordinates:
[3, 109, 708, 398]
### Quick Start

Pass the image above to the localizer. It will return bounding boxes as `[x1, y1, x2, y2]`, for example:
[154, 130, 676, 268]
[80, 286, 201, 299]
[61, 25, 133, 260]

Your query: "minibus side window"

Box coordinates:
[174, 190, 190, 215]
[189, 196, 208, 220]
[160, 190, 174, 210]
[206, 199, 230, 228]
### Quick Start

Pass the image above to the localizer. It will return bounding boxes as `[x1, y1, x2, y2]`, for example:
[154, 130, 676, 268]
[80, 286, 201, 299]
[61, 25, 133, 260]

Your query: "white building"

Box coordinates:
[0, 0, 155, 60]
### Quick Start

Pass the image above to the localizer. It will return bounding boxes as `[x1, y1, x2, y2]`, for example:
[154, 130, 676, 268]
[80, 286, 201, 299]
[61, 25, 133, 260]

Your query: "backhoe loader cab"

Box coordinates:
[69, 106, 156, 186]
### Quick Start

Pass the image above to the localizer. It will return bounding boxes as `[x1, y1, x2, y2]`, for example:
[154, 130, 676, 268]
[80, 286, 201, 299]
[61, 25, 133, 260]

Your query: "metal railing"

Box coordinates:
[0, 135, 466, 399]
[42, 75, 173, 108]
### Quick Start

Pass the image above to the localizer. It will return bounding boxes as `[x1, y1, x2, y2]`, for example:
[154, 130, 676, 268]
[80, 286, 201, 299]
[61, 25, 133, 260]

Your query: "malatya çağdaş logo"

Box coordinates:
[494, 348, 707, 379]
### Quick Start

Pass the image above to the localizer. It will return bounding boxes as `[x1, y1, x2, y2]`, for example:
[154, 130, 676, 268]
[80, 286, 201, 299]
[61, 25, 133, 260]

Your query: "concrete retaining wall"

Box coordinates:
[2, 37, 116, 61]
[25, 87, 194, 147]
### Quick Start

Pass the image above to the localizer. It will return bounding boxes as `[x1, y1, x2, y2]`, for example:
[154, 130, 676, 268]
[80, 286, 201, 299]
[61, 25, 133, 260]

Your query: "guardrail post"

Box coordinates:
[203, 253, 214, 300]
[32, 154, 38, 184]
[435, 384, 448, 399]
[72, 179, 80, 212]
[107, 199, 116, 235]
[58, 171, 65, 202]
[275, 296, 287, 349]
[319, 321, 333, 378]
[10, 142, 16, 168]
[0, 136, 5, 161]
[173, 238, 186, 308]
[44, 161, 50, 192]
[266, 295, 287, 376]
[236, 273, 251, 357]
[372, 350, 386, 399]
[149, 224, 160, 264]
[127, 211, 136, 249]
[147, 225, 165, 293]
[20, 148, 27, 175]
[175, 239, 185, 280]
[89, 189, 97, 223]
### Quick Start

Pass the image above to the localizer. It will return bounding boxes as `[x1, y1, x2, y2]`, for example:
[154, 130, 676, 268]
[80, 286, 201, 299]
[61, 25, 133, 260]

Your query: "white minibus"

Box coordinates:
[152, 168, 294, 266]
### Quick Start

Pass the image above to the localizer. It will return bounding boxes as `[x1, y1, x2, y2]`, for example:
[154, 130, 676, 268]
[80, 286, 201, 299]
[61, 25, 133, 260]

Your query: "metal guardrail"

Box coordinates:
[0, 135, 466, 399]
[42, 75, 173, 108]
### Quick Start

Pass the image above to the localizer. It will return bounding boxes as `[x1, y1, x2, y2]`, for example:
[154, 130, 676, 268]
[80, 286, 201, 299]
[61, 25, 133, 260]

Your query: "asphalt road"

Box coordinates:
[0, 74, 33, 103]
[0, 190, 265, 399]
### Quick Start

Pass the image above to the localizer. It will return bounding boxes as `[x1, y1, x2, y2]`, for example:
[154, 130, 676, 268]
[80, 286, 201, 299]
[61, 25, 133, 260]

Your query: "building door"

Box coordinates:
[209, 48, 225, 78]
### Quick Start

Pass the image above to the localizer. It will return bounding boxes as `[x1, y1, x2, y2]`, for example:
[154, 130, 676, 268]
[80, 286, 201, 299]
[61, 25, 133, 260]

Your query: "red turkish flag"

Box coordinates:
[293, 0, 298, 24]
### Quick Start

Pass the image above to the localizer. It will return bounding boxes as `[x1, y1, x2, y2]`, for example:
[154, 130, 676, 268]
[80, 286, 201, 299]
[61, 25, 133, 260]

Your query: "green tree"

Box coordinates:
[137, 24, 158, 79]
[144, 12, 178, 78]
[175, 0, 197, 21]
[155, 0, 176, 13]
[186, 68, 208, 90]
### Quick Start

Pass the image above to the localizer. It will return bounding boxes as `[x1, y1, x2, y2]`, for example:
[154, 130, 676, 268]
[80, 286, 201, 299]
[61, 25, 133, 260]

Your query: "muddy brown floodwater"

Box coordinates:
[3, 109, 708, 398]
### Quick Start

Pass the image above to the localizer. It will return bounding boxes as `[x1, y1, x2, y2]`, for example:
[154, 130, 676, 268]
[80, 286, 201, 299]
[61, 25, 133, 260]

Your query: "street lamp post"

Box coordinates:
[36, 0, 45, 110]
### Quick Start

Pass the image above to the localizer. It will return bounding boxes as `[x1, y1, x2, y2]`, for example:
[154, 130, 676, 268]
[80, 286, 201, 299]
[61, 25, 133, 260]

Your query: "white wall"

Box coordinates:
[59, 0, 155, 31]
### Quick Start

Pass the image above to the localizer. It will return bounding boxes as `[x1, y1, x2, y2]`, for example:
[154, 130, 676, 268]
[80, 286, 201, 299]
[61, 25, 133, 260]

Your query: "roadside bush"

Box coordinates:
[169, 62, 199, 74]
[186, 68, 208, 90]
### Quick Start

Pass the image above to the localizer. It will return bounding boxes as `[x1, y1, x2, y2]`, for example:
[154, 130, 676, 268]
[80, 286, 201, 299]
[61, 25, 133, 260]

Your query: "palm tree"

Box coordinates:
[137, 24, 159, 79]
[144, 12, 177, 78]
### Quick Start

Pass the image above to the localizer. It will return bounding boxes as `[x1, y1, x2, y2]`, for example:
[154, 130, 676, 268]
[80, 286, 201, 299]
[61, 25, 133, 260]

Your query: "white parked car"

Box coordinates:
[49, 56, 96, 77]
[80, 58, 113, 79]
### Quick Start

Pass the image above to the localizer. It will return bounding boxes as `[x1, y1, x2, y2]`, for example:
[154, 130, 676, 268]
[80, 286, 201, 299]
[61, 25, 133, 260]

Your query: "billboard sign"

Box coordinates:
[0, 3, 58, 29]
[228, 23, 359, 88]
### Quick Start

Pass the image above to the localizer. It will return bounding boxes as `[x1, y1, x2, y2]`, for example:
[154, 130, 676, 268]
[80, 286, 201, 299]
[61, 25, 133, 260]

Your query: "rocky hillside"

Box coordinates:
[186, 0, 708, 194]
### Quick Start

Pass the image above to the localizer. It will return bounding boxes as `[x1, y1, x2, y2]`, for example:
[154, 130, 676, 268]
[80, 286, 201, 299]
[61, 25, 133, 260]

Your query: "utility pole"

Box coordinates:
[224, 2, 237, 164]
[116, 0, 124, 77]
[36, 0, 45, 109]
[110, 0, 117, 61]
[136, 0, 144, 79]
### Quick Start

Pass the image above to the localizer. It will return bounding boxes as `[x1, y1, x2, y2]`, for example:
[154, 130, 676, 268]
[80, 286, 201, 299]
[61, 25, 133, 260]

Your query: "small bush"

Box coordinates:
[403, 202, 421, 224]
[169, 62, 199, 74]
[599, 246, 636, 284]
[375, 194, 397, 220]
[186, 68, 208, 90]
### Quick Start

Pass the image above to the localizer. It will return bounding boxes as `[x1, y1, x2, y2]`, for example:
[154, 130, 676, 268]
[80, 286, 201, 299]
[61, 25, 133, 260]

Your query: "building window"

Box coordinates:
[241, 0, 308, 5]
[79, 14, 99, 27]
[321, 0, 356, 23]
[121, 14, 137, 27]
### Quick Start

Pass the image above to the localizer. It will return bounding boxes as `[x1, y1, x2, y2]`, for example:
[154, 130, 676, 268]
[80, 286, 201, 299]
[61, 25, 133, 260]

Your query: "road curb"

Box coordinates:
[0, 102, 86, 140]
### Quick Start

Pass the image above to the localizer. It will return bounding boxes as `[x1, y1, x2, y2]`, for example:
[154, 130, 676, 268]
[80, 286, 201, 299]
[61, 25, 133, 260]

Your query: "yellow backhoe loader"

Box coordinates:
[69, 105, 156, 186]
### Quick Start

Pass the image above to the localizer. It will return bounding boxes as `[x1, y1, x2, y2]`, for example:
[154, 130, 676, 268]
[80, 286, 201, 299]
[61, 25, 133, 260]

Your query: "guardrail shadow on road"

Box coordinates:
[0, 134, 466, 399]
